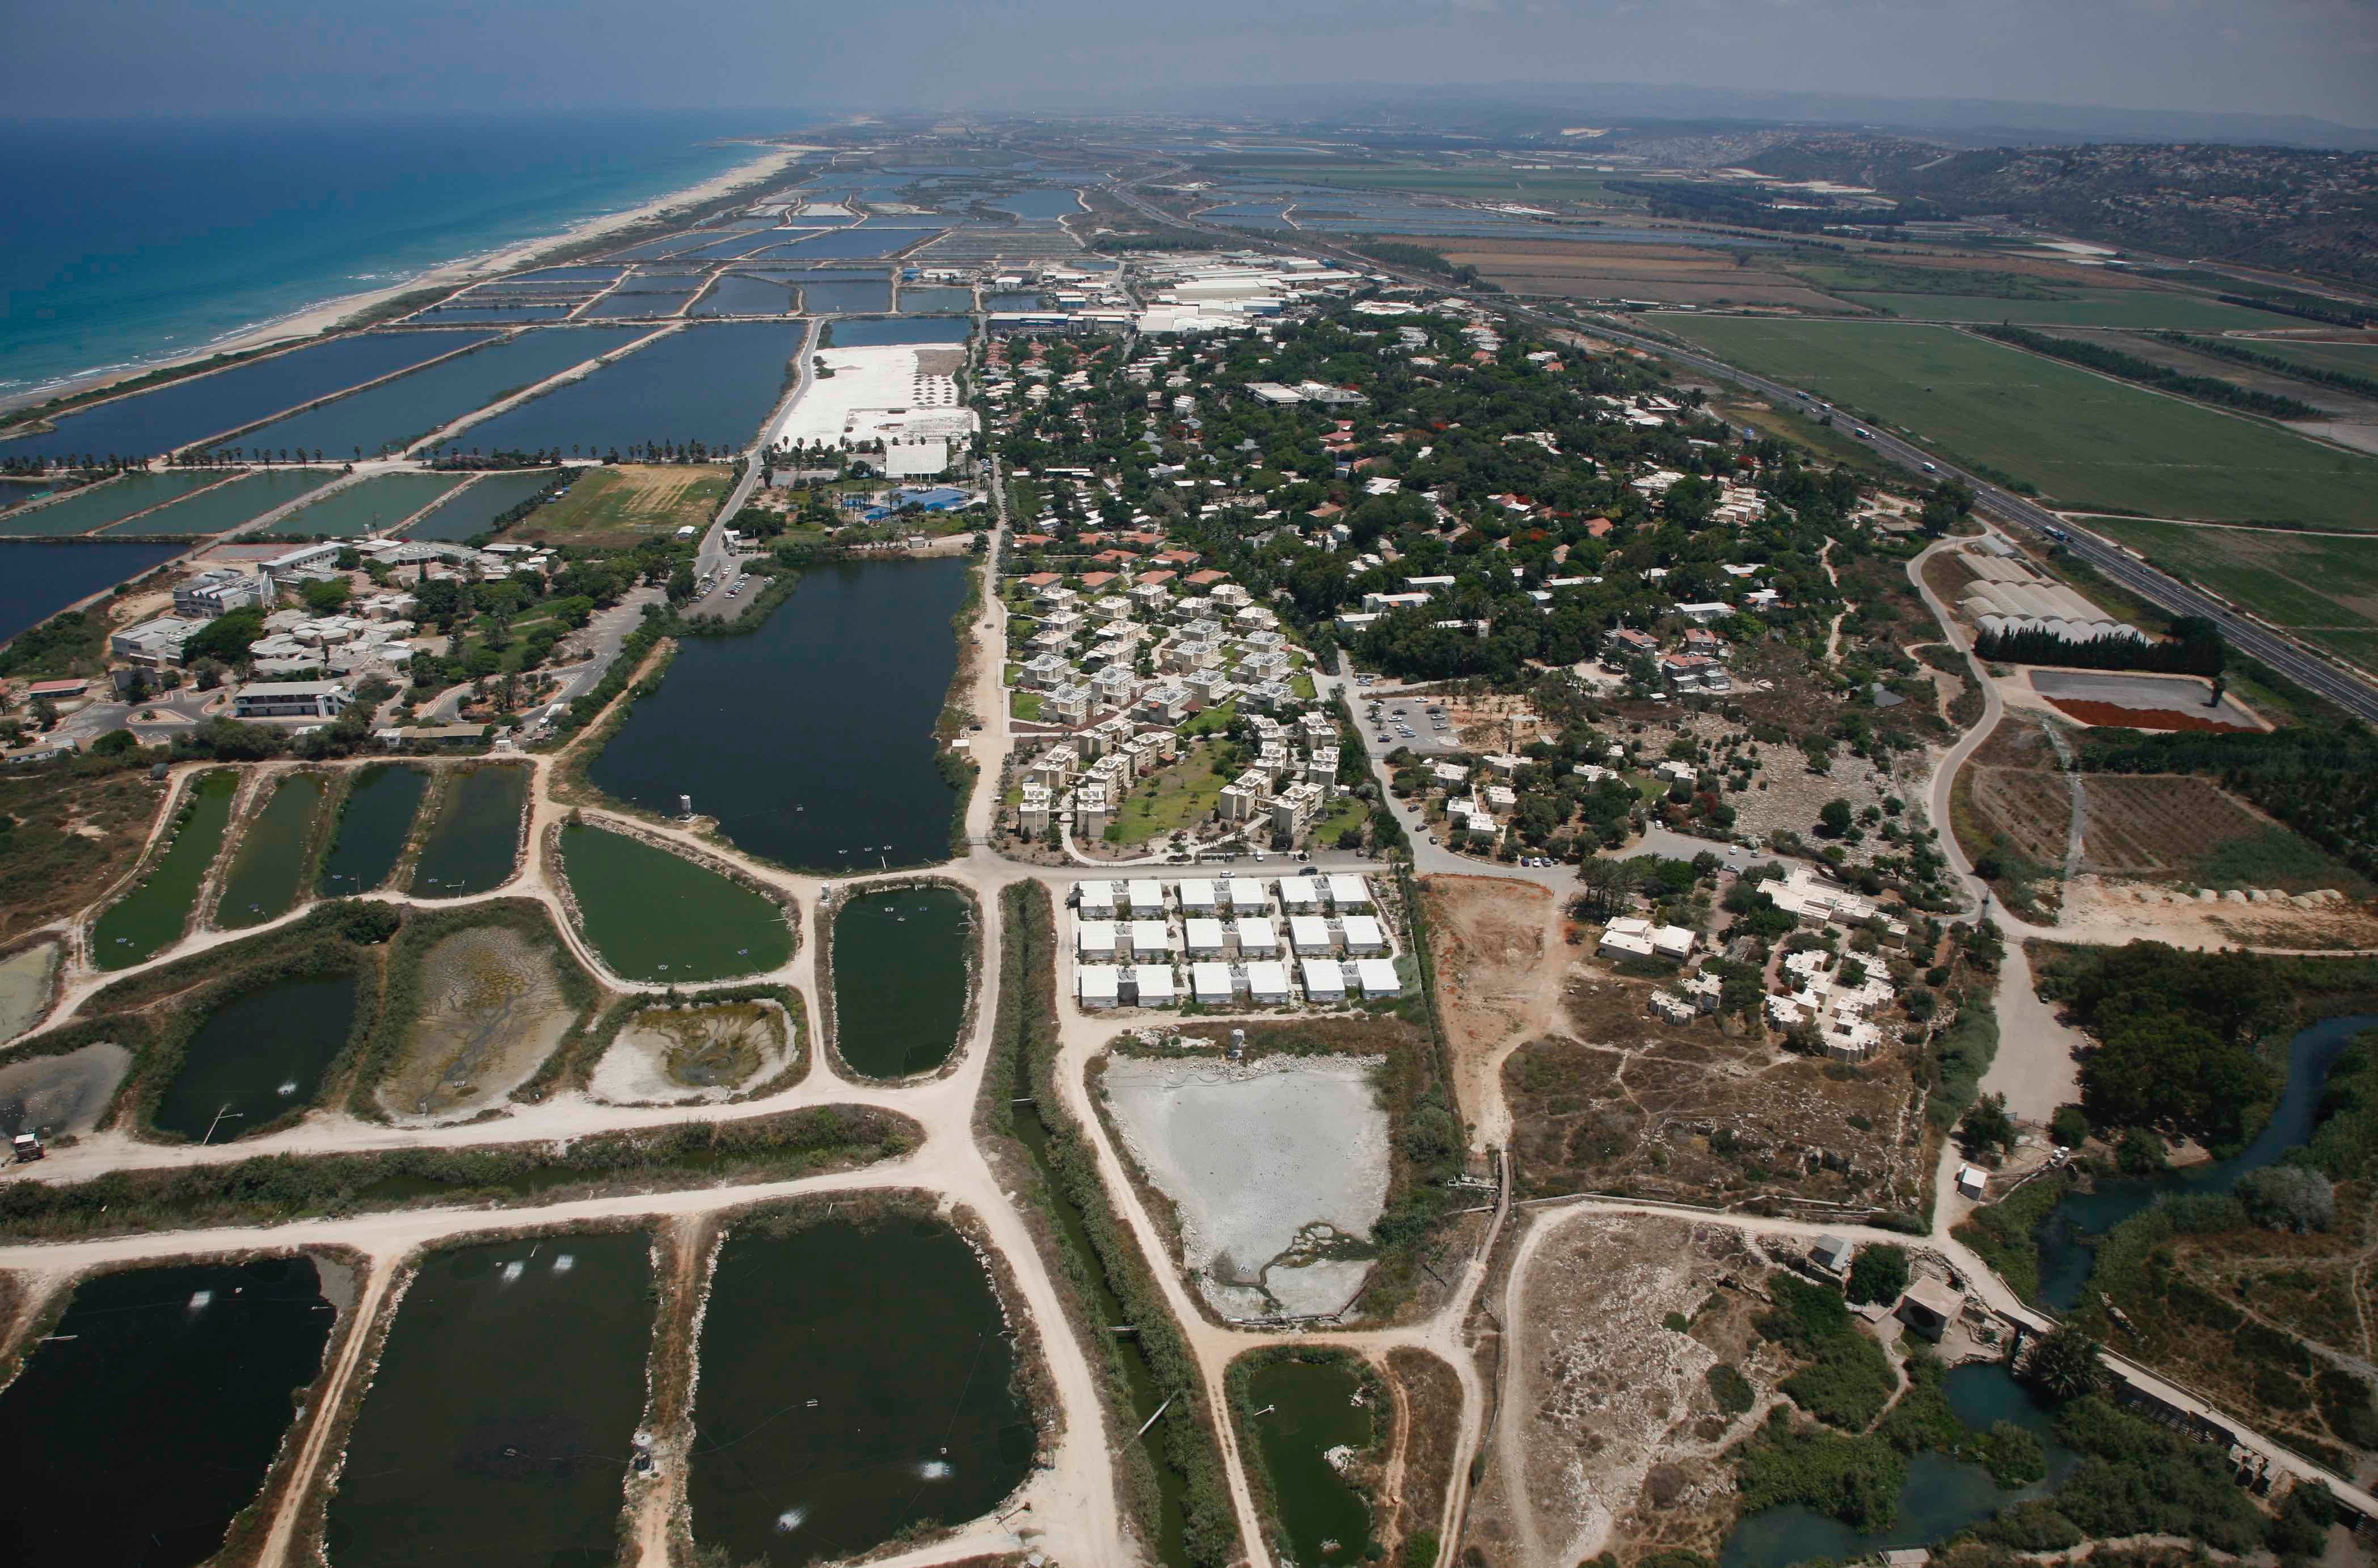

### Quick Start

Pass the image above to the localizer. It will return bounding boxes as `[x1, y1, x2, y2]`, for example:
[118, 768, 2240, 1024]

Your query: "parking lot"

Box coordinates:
[1365, 695, 1464, 757]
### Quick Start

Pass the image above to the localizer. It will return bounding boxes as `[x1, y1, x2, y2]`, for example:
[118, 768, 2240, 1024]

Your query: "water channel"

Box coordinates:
[830, 886, 971, 1078]
[1721, 1363, 2080, 1568]
[688, 1215, 1037, 1566]
[216, 772, 329, 927]
[91, 768, 238, 968]
[2034, 1013, 2378, 1312]
[149, 970, 362, 1141]
[317, 764, 428, 894]
[408, 764, 528, 897]
[587, 557, 971, 870]
[0, 1255, 337, 1566]
[323, 1230, 654, 1566]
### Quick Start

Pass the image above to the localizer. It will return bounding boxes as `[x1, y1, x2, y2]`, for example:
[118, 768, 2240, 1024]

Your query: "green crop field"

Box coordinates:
[2072, 516, 2378, 667]
[1204, 161, 1642, 206]
[1833, 290, 2292, 330]
[1659, 317, 2378, 530]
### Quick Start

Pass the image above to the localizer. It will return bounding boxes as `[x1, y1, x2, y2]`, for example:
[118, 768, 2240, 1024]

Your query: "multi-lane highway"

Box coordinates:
[1102, 174, 2378, 724]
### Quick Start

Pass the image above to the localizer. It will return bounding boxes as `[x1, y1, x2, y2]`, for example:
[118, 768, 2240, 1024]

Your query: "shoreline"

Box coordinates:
[2, 142, 825, 423]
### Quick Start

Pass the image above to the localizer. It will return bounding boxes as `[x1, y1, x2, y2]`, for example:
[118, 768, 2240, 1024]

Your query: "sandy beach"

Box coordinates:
[6, 142, 825, 419]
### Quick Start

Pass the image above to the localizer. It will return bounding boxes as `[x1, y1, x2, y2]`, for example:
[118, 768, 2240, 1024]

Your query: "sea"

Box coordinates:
[0, 113, 791, 401]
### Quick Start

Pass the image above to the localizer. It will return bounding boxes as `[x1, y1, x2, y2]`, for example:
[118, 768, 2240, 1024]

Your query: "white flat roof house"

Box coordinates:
[1077, 920, 1119, 959]
[1131, 964, 1177, 1006]
[1289, 914, 1334, 955]
[1191, 961, 1236, 1004]
[1597, 917, 1657, 961]
[1078, 965, 1121, 1009]
[1129, 920, 1171, 959]
[1183, 917, 1226, 957]
[1077, 880, 1118, 917]
[1224, 879, 1271, 914]
[1279, 879, 1322, 912]
[1341, 916, 1387, 955]
[1354, 958, 1402, 998]
[1234, 916, 1278, 955]
[1301, 957, 1347, 1002]
[1245, 960, 1291, 1005]
[1177, 878, 1218, 913]
[231, 680, 351, 720]
[1326, 874, 1370, 909]
[1127, 879, 1165, 916]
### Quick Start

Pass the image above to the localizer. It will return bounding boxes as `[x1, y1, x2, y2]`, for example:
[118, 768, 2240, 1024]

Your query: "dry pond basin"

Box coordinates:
[0, 939, 61, 1043]
[1102, 1053, 1390, 1319]
[0, 1040, 131, 1139]
[381, 926, 577, 1120]
[588, 998, 794, 1104]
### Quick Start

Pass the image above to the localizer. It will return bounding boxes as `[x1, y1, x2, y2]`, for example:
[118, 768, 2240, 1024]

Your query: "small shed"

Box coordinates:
[1810, 1234, 1853, 1275]
[1957, 1164, 1989, 1200]
[1896, 1277, 1964, 1342]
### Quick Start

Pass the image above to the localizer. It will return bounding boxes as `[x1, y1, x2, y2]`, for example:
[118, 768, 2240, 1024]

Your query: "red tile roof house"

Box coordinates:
[1154, 550, 1200, 567]
[1093, 549, 1135, 566]
[1138, 570, 1177, 587]
[1022, 572, 1061, 588]
[1584, 516, 1616, 539]
[1079, 572, 1119, 589]
[1011, 534, 1055, 547]
[1185, 570, 1229, 587]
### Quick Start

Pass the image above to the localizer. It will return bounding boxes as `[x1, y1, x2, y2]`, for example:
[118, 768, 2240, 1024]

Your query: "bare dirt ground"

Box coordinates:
[588, 998, 793, 1105]
[0, 1040, 130, 1137]
[1464, 1211, 1786, 1568]
[0, 941, 61, 1045]
[1505, 964, 1925, 1212]
[2056, 875, 2378, 950]
[1420, 876, 1572, 1152]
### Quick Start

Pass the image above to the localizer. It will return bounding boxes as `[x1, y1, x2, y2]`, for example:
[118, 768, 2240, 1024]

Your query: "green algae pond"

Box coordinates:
[0, 1255, 338, 1566]
[558, 822, 791, 981]
[830, 886, 971, 1078]
[264, 471, 466, 537]
[409, 765, 528, 897]
[323, 1230, 653, 1567]
[149, 970, 363, 1141]
[688, 1215, 1037, 1566]
[1241, 1355, 1379, 1566]
[91, 769, 238, 969]
[216, 772, 330, 928]
[317, 764, 428, 894]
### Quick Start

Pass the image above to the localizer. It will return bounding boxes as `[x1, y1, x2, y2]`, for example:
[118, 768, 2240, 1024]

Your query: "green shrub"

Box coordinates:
[1706, 1363, 1756, 1417]
[1734, 1411, 1907, 1528]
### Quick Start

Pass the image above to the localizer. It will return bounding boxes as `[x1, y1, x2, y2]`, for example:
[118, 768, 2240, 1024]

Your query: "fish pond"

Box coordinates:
[1241, 1355, 1378, 1567]
[2030, 1013, 2378, 1311]
[408, 765, 528, 896]
[825, 316, 970, 348]
[992, 189, 1082, 221]
[589, 997, 794, 1105]
[787, 275, 892, 313]
[787, 227, 941, 259]
[450, 321, 798, 456]
[263, 471, 467, 537]
[123, 467, 340, 537]
[688, 1215, 1037, 1566]
[0, 939, 61, 1046]
[0, 469, 225, 536]
[831, 886, 972, 1079]
[899, 286, 976, 314]
[380, 922, 577, 1120]
[691, 275, 798, 317]
[0, 1255, 339, 1566]
[317, 764, 429, 894]
[91, 769, 237, 969]
[216, 771, 331, 927]
[402, 468, 556, 541]
[1721, 1363, 2079, 1568]
[0, 330, 496, 463]
[587, 557, 971, 870]
[323, 1230, 653, 1567]
[150, 970, 362, 1141]
[558, 823, 792, 981]
[0, 539, 185, 642]
[226, 326, 648, 459]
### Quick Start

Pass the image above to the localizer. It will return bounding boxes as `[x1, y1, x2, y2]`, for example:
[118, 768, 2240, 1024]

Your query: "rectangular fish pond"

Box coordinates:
[262, 471, 468, 538]
[0, 469, 226, 537]
[322, 1230, 653, 1567]
[585, 557, 972, 871]
[830, 885, 973, 1079]
[149, 968, 365, 1141]
[557, 823, 792, 982]
[0, 1255, 341, 1566]
[1236, 1352, 1381, 1568]
[825, 316, 971, 347]
[116, 467, 341, 537]
[317, 764, 429, 895]
[445, 321, 799, 457]
[216, 771, 332, 927]
[689, 275, 798, 317]
[687, 1212, 1038, 1566]
[0, 539, 186, 643]
[400, 468, 559, 542]
[91, 768, 238, 969]
[408, 765, 528, 897]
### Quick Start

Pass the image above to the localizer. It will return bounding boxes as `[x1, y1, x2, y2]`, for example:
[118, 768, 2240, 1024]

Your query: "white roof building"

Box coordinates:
[1132, 965, 1177, 1006]
[1077, 880, 1118, 917]
[1183, 918, 1227, 957]
[1234, 917, 1278, 955]
[1279, 879, 1322, 912]
[1127, 879, 1165, 916]
[1289, 915, 1334, 955]
[1177, 878, 1218, 913]
[1225, 879, 1271, 914]
[1078, 965, 1121, 1009]
[1354, 958, 1402, 998]
[1129, 920, 1171, 959]
[1246, 960, 1292, 1004]
[1300, 957, 1347, 1002]
[1597, 917, 1658, 961]
[1340, 916, 1387, 955]
[1326, 874, 1370, 909]
[1076, 920, 1118, 959]
[1191, 962, 1236, 1004]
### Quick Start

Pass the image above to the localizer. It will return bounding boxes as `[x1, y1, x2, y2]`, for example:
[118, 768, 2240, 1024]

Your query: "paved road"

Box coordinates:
[1104, 177, 2378, 726]
[690, 316, 820, 619]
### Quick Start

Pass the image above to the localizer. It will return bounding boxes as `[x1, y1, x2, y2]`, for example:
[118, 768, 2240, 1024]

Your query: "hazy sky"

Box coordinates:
[11, 0, 2376, 129]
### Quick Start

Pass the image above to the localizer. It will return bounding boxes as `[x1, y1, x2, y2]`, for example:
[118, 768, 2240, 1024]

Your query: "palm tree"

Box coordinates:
[2021, 1327, 2105, 1401]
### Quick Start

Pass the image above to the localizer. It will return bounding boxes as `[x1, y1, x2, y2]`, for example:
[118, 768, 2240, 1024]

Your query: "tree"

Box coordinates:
[2021, 1327, 2105, 1402]
[2236, 1165, 2335, 1233]
[1845, 1243, 1911, 1306]
[1818, 798, 1853, 837]
[1958, 1093, 2017, 1158]
[2050, 1105, 2090, 1147]
[1576, 855, 1633, 921]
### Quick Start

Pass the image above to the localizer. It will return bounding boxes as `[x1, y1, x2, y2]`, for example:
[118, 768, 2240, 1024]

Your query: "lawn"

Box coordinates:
[1831, 290, 2292, 331]
[1181, 698, 1237, 736]
[1313, 794, 1369, 848]
[2077, 517, 2378, 667]
[1659, 317, 2378, 530]
[1010, 690, 1042, 721]
[514, 463, 727, 549]
[1110, 748, 1230, 847]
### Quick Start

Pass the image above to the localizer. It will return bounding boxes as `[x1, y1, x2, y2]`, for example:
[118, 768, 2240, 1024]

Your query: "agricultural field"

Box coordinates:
[511, 464, 726, 549]
[2233, 337, 2378, 380]
[2078, 517, 2378, 667]
[1659, 317, 2378, 529]
[1399, 238, 1847, 310]
[1191, 162, 1647, 206]
[2040, 330, 2378, 418]
[1832, 289, 2293, 330]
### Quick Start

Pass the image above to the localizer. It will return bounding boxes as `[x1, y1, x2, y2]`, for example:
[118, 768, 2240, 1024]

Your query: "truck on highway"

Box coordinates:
[2042, 526, 2070, 543]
